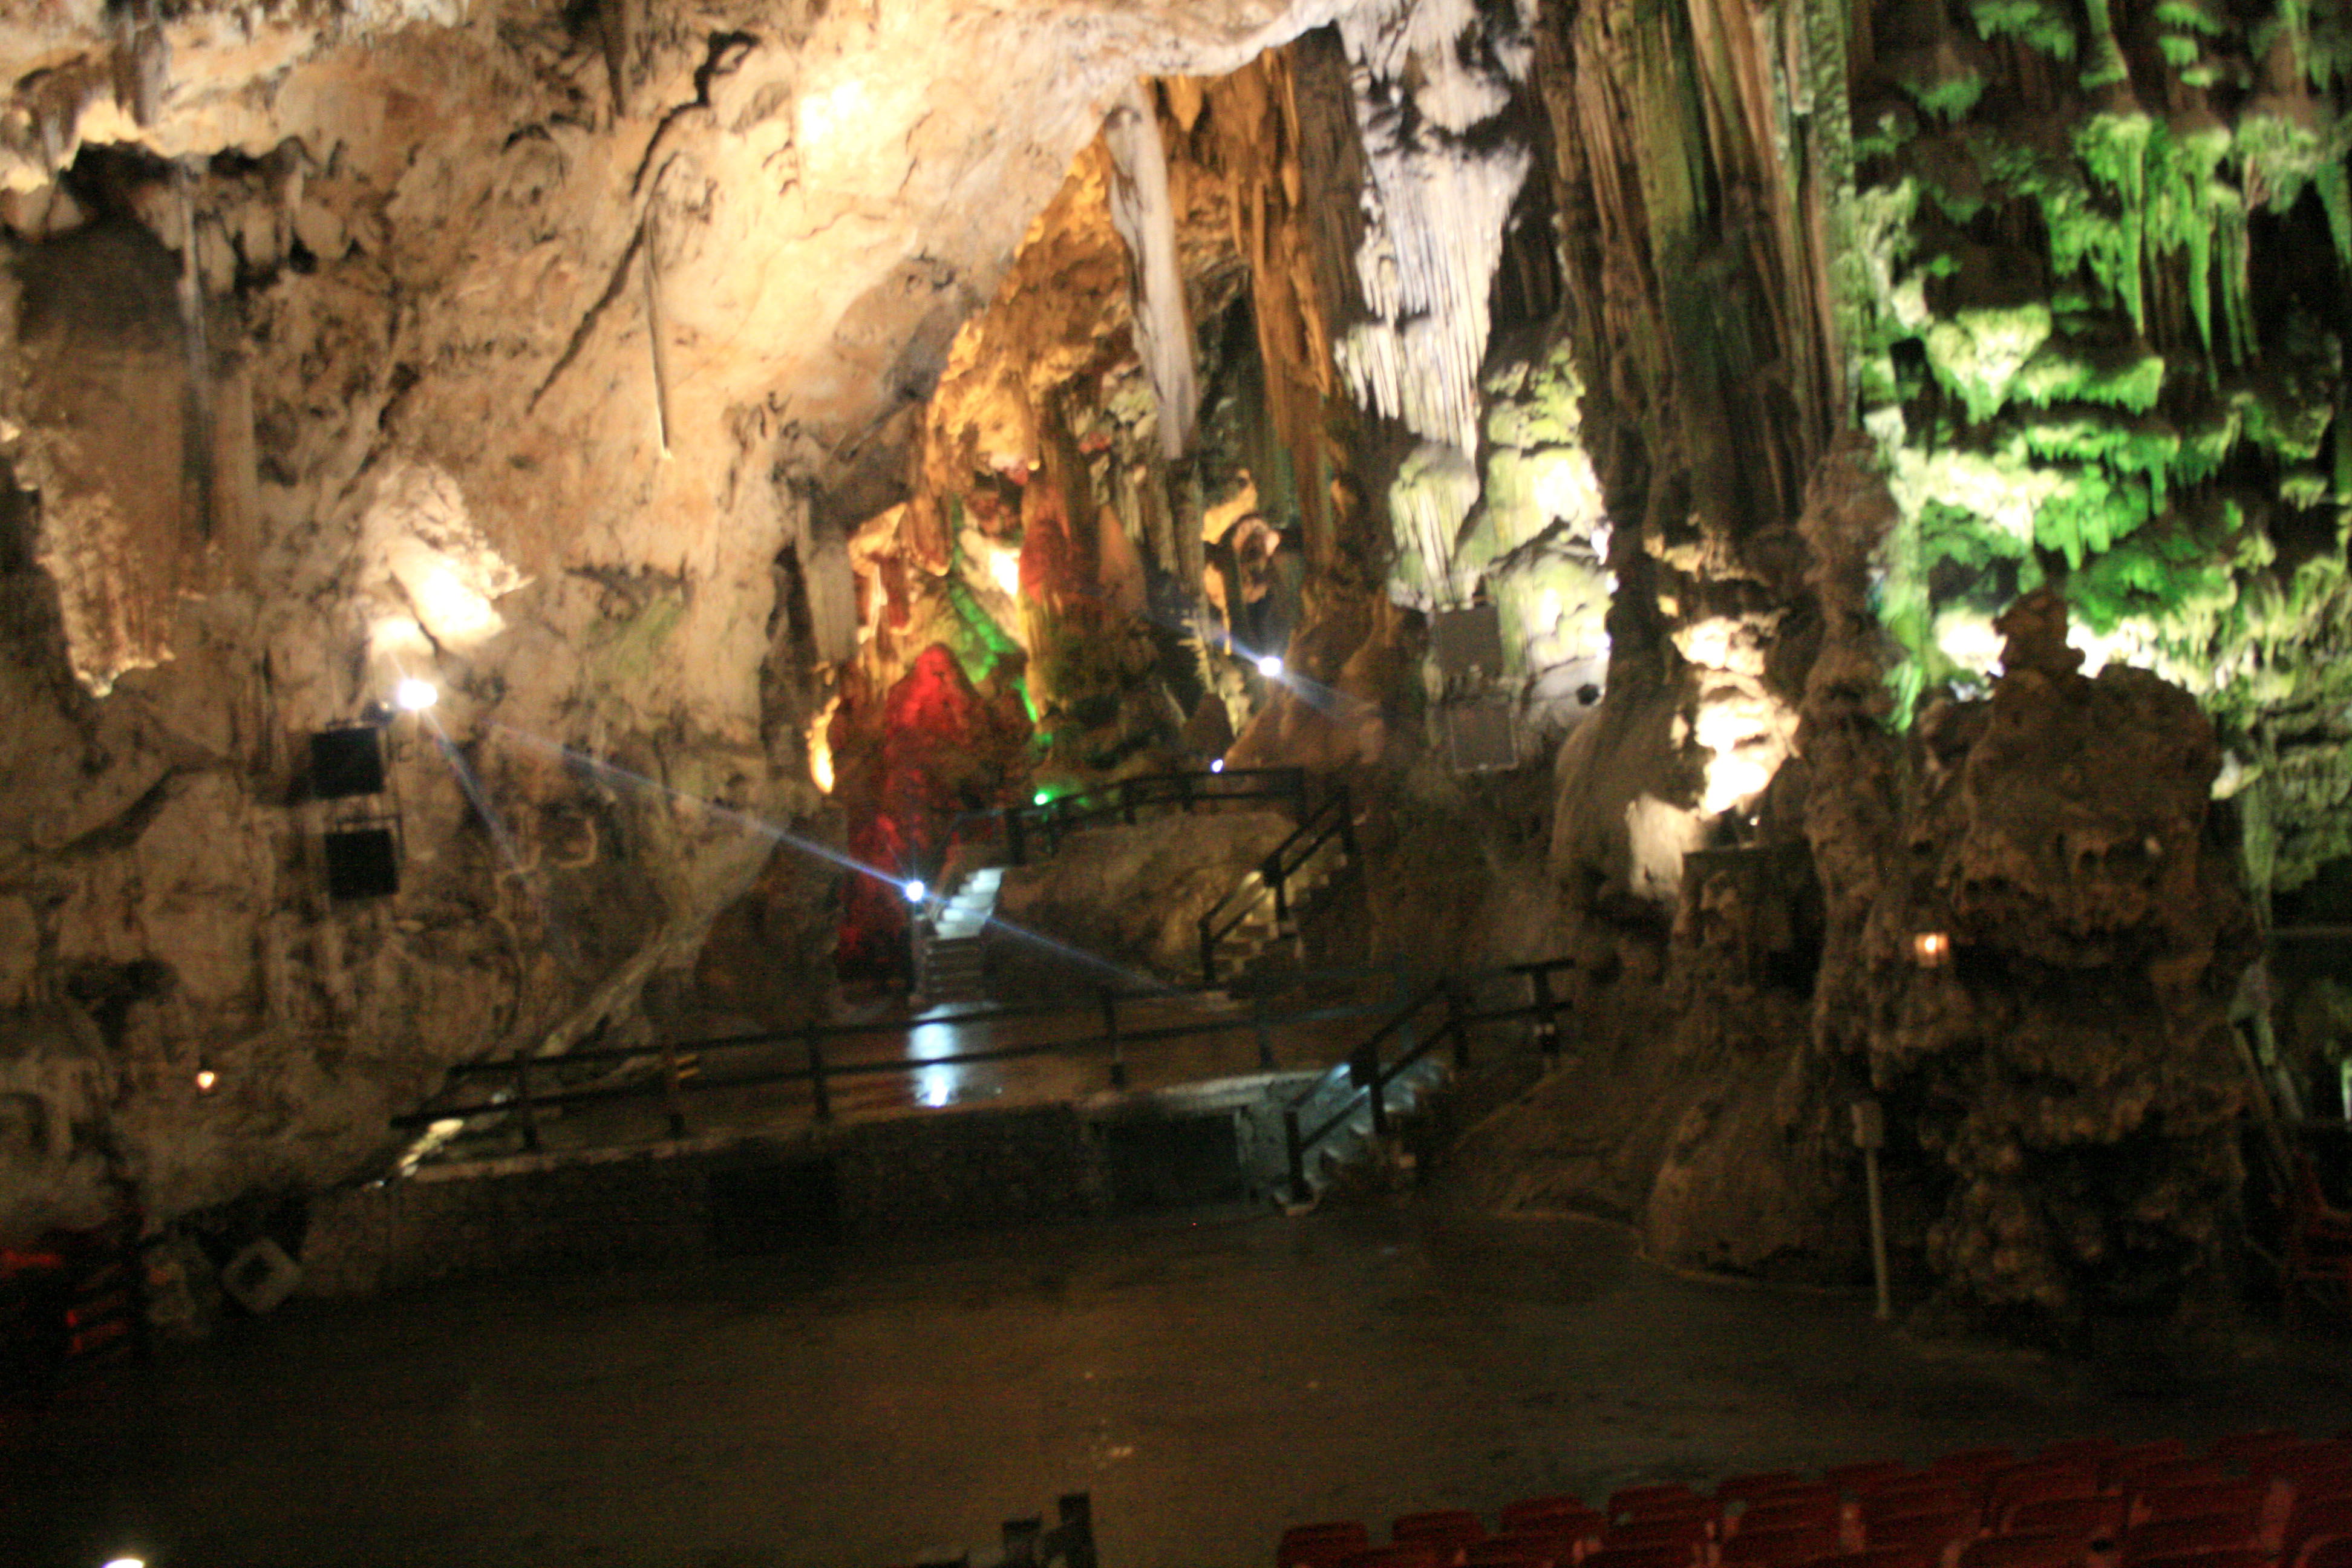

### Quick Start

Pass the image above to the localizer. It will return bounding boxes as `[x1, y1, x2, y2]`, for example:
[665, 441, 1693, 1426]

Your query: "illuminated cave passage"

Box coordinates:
[1, 0, 2351, 1555]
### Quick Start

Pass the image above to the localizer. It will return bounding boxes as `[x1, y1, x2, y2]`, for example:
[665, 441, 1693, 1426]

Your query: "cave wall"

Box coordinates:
[0, 0, 1370, 1240]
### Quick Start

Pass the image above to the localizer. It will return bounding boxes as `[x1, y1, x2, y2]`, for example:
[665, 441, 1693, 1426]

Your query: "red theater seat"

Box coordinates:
[1955, 1533, 2092, 1568]
[1613, 1486, 1706, 1520]
[1396, 1511, 1488, 1549]
[2120, 1513, 2263, 1564]
[2006, 1497, 2126, 1541]
[1283, 1522, 1373, 1568]
[1722, 1524, 1843, 1567]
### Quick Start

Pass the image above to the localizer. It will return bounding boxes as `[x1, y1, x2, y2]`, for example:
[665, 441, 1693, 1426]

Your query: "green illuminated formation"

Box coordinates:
[1848, 0, 2351, 889]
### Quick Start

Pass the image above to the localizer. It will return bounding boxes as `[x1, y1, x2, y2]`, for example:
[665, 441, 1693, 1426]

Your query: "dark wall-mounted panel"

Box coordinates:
[309, 727, 387, 799]
[323, 826, 399, 900]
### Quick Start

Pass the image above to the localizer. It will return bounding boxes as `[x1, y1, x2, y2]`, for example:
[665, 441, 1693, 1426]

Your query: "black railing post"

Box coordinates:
[1447, 979, 1471, 1068]
[1253, 991, 1275, 1070]
[1176, 771, 1194, 813]
[513, 1059, 542, 1152]
[1200, 917, 1218, 989]
[1351, 1044, 1388, 1136]
[1005, 806, 1026, 866]
[805, 1021, 832, 1123]
[1284, 1106, 1310, 1206]
[659, 1042, 688, 1139]
[1532, 965, 1563, 1065]
[1102, 988, 1128, 1091]
[1057, 1492, 1098, 1568]
[1120, 779, 1137, 826]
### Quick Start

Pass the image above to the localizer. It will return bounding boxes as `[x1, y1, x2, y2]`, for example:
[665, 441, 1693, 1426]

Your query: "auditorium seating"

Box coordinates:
[1272, 1428, 2352, 1568]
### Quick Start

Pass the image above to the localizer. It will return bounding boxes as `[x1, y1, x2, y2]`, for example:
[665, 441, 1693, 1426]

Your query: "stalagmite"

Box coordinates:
[1102, 81, 1198, 462]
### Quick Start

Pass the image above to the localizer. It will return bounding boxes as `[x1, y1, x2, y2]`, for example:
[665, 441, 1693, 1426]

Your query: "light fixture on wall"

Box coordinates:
[393, 676, 439, 713]
[1912, 930, 1952, 967]
[1255, 653, 1284, 678]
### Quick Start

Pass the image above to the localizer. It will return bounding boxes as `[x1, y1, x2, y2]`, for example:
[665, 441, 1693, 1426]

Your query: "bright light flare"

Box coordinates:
[1912, 931, 1952, 967]
[1255, 653, 1284, 678]
[1209, 759, 1226, 774]
[194, 1068, 217, 1093]
[102, 1558, 147, 1568]
[989, 549, 1021, 596]
[902, 878, 927, 904]
[393, 677, 439, 712]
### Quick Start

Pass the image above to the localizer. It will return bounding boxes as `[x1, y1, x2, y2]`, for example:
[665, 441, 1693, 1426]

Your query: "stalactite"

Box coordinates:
[1102, 81, 1198, 463]
[1330, 0, 1535, 457]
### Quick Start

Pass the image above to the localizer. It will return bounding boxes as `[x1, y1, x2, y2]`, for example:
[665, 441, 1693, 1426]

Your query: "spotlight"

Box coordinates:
[194, 1067, 218, 1093]
[1033, 790, 1051, 806]
[1255, 653, 1284, 678]
[1209, 759, 1226, 774]
[902, 878, 927, 904]
[393, 677, 439, 713]
[1912, 930, 1952, 967]
[102, 1558, 146, 1568]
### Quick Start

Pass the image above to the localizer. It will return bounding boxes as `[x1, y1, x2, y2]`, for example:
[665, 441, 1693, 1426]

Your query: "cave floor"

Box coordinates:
[7, 1208, 2349, 1568]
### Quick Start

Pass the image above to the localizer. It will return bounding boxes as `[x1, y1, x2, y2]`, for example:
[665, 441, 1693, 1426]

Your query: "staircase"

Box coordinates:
[1269, 1048, 1453, 1207]
[916, 866, 1002, 1005]
[1202, 835, 1353, 992]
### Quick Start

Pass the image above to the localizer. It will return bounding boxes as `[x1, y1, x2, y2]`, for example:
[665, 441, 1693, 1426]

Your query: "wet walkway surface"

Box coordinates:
[7, 1208, 2348, 1568]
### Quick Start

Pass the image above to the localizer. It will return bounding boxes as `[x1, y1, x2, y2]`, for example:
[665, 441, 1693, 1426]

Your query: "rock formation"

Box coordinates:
[0, 0, 2342, 1339]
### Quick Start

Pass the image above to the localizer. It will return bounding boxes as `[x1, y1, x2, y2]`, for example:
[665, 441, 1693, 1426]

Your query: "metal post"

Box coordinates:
[1532, 966, 1564, 1065]
[805, 1022, 832, 1124]
[1058, 1492, 1098, 1568]
[1005, 806, 1026, 867]
[512, 1059, 542, 1152]
[1284, 1106, 1310, 1206]
[659, 1042, 688, 1140]
[1200, 921, 1218, 990]
[1854, 1100, 1891, 1321]
[1176, 771, 1194, 813]
[1447, 979, 1471, 1068]
[1354, 1045, 1388, 1136]
[1102, 988, 1127, 1091]
[1253, 991, 1275, 1070]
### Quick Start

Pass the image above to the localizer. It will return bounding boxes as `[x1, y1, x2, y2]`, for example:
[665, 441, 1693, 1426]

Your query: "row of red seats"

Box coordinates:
[1276, 1428, 2352, 1568]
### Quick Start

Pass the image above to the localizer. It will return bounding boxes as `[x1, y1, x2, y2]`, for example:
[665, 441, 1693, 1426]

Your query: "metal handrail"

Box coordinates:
[389, 955, 1581, 1187]
[1196, 785, 1357, 986]
[996, 766, 1308, 866]
[1277, 957, 1578, 1204]
[390, 967, 1405, 1148]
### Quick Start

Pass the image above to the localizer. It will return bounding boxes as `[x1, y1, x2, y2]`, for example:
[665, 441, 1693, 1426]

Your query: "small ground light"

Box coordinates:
[194, 1067, 217, 1093]
[1033, 789, 1050, 805]
[393, 676, 439, 712]
[901, 878, 926, 904]
[1912, 930, 1952, 966]
[102, 1558, 146, 1568]
[1255, 653, 1284, 678]
[1209, 759, 1225, 774]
